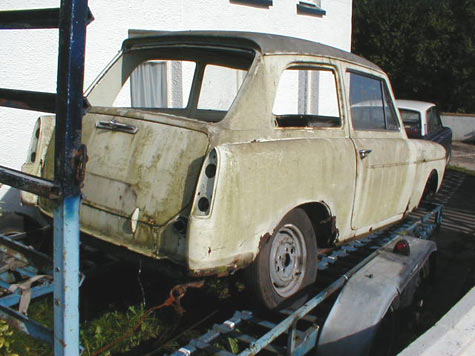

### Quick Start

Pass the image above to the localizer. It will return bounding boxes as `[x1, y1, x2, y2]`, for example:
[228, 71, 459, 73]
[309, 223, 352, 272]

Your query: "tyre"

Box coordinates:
[369, 307, 399, 356]
[245, 208, 318, 310]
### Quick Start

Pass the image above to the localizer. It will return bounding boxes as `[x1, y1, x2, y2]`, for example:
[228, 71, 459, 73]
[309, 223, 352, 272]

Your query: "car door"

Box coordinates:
[347, 70, 415, 230]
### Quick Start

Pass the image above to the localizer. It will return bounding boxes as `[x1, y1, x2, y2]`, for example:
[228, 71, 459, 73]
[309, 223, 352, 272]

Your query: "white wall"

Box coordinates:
[441, 113, 475, 142]
[0, 0, 352, 194]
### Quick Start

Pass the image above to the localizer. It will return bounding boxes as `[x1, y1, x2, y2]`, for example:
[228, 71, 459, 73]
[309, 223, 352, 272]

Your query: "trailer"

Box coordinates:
[167, 203, 442, 356]
[0, 197, 442, 356]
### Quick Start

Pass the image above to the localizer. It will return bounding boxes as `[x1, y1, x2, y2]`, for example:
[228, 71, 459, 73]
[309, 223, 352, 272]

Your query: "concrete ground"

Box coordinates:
[449, 141, 474, 171]
[399, 143, 475, 356]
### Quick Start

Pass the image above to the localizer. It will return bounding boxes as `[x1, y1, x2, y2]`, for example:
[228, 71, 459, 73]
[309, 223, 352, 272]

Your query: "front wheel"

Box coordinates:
[244, 208, 317, 310]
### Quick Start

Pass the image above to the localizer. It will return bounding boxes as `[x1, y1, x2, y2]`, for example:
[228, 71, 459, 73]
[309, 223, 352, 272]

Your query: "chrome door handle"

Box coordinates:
[359, 149, 372, 159]
[96, 119, 138, 134]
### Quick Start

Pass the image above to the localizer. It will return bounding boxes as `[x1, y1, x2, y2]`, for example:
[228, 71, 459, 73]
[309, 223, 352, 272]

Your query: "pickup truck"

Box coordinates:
[21, 31, 446, 309]
[397, 99, 452, 164]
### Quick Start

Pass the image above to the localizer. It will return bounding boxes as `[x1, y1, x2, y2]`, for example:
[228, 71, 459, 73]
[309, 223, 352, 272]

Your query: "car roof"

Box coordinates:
[396, 99, 435, 112]
[123, 30, 380, 71]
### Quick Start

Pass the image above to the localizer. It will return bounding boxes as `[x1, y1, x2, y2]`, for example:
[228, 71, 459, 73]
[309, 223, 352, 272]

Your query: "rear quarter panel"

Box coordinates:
[406, 139, 446, 210]
[187, 137, 356, 274]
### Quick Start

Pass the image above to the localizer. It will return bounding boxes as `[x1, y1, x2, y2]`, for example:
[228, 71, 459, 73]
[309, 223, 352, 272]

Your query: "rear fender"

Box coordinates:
[20, 116, 55, 206]
[317, 236, 436, 356]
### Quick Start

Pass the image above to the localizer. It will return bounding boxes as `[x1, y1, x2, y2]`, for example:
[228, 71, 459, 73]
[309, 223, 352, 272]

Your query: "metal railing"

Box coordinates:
[0, 1, 93, 355]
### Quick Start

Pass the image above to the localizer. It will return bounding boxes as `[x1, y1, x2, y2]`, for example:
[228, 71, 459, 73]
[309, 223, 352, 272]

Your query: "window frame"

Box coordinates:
[272, 63, 344, 130]
[347, 69, 401, 132]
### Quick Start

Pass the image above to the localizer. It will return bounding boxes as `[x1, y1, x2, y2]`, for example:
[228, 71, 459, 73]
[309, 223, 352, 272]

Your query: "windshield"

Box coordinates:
[399, 108, 422, 138]
[87, 45, 254, 122]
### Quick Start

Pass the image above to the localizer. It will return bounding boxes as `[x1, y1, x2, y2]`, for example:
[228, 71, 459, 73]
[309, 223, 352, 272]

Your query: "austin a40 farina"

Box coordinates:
[22, 31, 446, 309]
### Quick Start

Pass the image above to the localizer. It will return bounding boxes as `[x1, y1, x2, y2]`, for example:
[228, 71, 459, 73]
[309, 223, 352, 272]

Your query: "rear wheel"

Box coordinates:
[245, 208, 317, 310]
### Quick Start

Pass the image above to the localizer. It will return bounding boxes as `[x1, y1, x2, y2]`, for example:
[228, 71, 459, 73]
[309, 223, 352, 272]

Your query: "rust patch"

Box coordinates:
[258, 232, 272, 251]
[168, 280, 205, 314]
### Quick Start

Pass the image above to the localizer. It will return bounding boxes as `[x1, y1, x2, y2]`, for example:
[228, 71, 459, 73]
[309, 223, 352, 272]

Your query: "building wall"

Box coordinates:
[441, 113, 475, 143]
[0, 0, 352, 195]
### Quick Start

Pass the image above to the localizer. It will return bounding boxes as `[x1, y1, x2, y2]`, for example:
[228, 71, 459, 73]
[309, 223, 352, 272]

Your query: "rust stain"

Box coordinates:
[168, 280, 205, 314]
[258, 232, 272, 252]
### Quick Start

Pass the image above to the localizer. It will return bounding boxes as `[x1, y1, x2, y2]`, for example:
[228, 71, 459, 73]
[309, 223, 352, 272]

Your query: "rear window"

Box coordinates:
[399, 109, 422, 138]
[88, 46, 254, 122]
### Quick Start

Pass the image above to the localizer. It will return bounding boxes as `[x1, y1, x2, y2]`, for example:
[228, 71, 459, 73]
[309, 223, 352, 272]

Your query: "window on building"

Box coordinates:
[273, 66, 341, 128]
[297, 1, 326, 17]
[349, 72, 399, 131]
[230, 0, 273, 7]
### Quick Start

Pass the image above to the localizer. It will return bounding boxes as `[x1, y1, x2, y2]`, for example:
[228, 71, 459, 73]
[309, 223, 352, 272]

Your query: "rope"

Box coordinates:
[91, 280, 204, 356]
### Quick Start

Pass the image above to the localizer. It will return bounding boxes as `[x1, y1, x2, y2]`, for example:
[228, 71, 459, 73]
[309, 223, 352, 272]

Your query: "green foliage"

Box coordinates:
[0, 320, 19, 356]
[5, 299, 178, 356]
[80, 304, 173, 355]
[353, 0, 475, 113]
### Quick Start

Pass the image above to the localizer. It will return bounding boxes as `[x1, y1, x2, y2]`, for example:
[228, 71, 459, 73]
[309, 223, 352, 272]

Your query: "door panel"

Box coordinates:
[351, 135, 413, 229]
[346, 70, 414, 230]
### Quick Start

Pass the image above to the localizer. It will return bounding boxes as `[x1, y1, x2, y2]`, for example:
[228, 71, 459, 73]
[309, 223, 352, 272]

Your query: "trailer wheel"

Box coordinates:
[369, 307, 399, 356]
[245, 208, 317, 310]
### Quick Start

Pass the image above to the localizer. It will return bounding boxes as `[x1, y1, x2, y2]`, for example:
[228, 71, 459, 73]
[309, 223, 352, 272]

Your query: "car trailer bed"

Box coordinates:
[0, 203, 442, 355]
[169, 203, 442, 356]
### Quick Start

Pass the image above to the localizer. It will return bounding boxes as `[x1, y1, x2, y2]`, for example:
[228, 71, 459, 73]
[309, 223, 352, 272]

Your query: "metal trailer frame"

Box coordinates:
[170, 204, 443, 356]
[0, 2, 93, 355]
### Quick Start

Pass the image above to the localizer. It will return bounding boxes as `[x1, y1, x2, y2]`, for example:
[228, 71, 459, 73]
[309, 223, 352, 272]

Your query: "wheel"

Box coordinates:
[245, 208, 317, 310]
[369, 307, 399, 356]
[421, 172, 438, 203]
[445, 147, 452, 166]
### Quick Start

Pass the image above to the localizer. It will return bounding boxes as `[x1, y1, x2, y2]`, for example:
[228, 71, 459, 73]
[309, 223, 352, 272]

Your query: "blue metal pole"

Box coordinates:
[53, 1, 89, 354]
[54, 195, 81, 355]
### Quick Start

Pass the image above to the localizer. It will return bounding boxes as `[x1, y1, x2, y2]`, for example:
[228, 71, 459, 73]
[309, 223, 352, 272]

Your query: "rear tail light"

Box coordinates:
[393, 239, 410, 256]
[194, 149, 217, 216]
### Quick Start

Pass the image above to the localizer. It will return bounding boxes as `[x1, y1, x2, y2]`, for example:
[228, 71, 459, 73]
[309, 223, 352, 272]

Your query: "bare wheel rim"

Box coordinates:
[269, 223, 307, 297]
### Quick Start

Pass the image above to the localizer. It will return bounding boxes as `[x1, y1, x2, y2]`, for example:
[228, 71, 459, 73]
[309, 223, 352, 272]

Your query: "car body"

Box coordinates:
[397, 99, 452, 163]
[21, 31, 446, 308]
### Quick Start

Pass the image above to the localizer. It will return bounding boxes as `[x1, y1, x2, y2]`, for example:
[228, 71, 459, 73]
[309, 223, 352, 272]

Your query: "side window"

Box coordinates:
[382, 84, 399, 130]
[349, 72, 399, 131]
[427, 107, 442, 134]
[273, 67, 341, 128]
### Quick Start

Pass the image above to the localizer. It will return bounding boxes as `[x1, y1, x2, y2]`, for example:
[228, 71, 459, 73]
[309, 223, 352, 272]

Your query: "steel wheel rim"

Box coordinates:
[269, 223, 307, 297]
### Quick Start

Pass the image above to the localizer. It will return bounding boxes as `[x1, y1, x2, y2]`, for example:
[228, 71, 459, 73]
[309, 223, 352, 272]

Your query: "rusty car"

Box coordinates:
[21, 31, 447, 309]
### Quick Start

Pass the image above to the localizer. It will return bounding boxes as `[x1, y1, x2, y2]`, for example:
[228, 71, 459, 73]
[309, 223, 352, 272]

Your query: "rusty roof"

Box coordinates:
[123, 30, 381, 71]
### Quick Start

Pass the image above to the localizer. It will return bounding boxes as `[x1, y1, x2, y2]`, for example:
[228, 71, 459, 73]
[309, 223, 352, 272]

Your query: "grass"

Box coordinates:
[3, 276, 237, 355]
[5, 298, 181, 356]
[447, 165, 475, 176]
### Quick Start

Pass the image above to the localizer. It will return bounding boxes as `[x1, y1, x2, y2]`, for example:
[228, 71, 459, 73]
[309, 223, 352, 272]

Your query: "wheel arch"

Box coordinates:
[423, 169, 439, 199]
[298, 201, 337, 248]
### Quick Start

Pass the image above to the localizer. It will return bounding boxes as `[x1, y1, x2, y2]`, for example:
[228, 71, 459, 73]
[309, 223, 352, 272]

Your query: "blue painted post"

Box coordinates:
[53, 0, 89, 354]
[54, 196, 81, 355]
